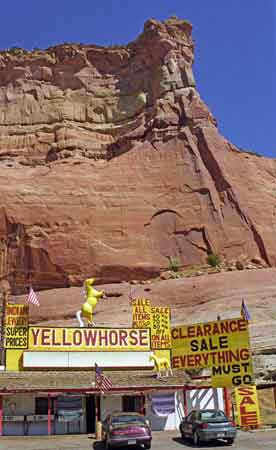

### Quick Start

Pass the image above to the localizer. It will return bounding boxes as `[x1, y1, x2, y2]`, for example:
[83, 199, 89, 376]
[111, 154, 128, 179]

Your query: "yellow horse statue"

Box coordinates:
[76, 278, 104, 327]
[149, 353, 173, 379]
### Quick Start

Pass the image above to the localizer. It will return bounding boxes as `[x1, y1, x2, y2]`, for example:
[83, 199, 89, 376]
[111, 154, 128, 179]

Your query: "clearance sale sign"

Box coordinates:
[171, 318, 253, 387]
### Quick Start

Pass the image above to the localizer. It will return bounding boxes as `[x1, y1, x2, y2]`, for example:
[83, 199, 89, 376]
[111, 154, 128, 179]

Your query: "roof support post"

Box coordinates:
[47, 394, 51, 435]
[183, 388, 188, 416]
[0, 395, 3, 436]
[223, 387, 232, 419]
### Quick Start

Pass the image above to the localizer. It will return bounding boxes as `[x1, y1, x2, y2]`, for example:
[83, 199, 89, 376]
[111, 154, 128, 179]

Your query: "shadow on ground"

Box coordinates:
[93, 442, 141, 450]
[172, 437, 230, 448]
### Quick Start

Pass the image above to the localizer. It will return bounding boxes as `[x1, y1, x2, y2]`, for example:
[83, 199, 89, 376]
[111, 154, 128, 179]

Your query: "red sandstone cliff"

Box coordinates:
[0, 17, 275, 292]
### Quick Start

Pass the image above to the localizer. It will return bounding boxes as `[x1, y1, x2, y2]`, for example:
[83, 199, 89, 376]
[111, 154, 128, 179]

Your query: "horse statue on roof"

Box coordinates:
[149, 353, 173, 379]
[76, 278, 104, 327]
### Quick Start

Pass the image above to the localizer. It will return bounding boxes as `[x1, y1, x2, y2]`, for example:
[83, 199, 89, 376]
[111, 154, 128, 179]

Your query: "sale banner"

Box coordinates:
[132, 298, 151, 329]
[235, 385, 261, 428]
[150, 306, 171, 350]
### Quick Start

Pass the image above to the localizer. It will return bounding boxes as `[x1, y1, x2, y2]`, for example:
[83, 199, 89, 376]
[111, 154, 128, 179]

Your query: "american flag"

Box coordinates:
[241, 299, 251, 321]
[95, 363, 113, 393]
[27, 286, 40, 306]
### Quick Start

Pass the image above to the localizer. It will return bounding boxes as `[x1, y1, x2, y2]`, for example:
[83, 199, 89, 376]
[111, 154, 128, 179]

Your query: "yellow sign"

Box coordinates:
[171, 318, 253, 387]
[150, 307, 171, 350]
[235, 385, 261, 428]
[4, 304, 29, 349]
[28, 327, 151, 352]
[132, 300, 171, 350]
[132, 298, 151, 329]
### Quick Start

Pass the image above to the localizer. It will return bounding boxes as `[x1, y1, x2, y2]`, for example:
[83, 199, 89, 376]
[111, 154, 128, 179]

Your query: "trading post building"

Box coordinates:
[0, 296, 261, 436]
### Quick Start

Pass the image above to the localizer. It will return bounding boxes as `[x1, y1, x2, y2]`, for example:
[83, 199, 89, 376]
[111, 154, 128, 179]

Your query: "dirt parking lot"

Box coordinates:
[0, 430, 276, 450]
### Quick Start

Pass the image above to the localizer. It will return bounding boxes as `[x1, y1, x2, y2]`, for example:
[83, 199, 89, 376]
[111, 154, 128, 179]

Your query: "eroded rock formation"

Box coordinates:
[0, 17, 275, 291]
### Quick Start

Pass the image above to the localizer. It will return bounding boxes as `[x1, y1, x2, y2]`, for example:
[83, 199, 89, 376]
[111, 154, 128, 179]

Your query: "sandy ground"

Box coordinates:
[0, 430, 276, 450]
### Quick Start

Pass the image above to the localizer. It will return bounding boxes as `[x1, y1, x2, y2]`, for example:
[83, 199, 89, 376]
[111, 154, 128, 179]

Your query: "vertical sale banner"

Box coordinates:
[132, 299, 171, 349]
[150, 306, 171, 349]
[4, 304, 29, 349]
[235, 386, 261, 428]
[132, 298, 151, 329]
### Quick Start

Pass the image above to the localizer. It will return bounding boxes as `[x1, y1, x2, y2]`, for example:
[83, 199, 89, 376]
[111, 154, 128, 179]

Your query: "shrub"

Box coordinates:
[8, 47, 23, 54]
[185, 367, 204, 377]
[206, 253, 221, 267]
[168, 256, 181, 272]
[235, 260, 244, 270]
[169, 271, 184, 279]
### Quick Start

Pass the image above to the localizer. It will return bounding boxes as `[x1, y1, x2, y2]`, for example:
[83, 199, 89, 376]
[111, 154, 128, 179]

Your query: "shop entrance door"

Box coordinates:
[86, 395, 96, 433]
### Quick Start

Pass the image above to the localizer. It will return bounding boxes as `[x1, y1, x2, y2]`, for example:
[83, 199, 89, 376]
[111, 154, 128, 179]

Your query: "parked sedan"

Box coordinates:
[180, 409, 237, 446]
[102, 412, 152, 449]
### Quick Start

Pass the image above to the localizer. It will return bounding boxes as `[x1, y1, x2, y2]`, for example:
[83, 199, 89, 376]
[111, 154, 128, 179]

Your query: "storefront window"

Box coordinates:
[35, 397, 54, 415]
[122, 395, 144, 413]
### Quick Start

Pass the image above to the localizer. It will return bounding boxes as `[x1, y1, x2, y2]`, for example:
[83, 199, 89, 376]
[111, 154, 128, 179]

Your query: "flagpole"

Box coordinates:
[0, 284, 9, 367]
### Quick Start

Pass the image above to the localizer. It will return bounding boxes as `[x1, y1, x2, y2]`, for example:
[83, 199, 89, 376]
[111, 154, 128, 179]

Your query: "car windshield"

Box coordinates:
[200, 410, 228, 422]
[111, 415, 146, 425]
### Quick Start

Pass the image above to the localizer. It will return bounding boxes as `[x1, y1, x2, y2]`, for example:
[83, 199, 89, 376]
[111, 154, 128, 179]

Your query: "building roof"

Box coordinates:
[0, 369, 193, 393]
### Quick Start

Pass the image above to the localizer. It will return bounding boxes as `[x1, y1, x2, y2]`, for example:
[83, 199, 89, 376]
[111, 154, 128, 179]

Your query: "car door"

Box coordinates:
[184, 411, 196, 437]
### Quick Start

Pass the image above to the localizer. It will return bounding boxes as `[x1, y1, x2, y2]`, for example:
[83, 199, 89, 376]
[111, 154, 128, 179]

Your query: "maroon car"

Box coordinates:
[102, 412, 152, 449]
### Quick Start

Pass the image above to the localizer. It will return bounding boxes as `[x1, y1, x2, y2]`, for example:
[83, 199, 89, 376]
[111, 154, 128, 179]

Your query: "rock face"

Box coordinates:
[0, 17, 275, 292]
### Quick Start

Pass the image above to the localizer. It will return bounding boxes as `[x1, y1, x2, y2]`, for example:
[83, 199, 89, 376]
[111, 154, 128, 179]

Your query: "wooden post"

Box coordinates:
[95, 395, 102, 440]
[223, 387, 232, 419]
[47, 394, 51, 435]
[183, 388, 188, 416]
[95, 395, 99, 422]
[0, 287, 8, 366]
[140, 392, 146, 415]
[0, 395, 3, 436]
[273, 387, 276, 408]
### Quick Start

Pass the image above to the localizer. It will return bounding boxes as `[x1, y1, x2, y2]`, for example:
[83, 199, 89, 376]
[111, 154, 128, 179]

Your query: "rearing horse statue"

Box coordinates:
[76, 278, 104, 327]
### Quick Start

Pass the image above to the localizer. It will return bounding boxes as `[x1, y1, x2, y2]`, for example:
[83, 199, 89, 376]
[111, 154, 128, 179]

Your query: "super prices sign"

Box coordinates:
[4, 304, 29, 349]
[171, 318, 253, 387]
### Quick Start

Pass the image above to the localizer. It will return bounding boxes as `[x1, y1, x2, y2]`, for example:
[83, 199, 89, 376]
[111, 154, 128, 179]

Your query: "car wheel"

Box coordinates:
[180, 429, 185, 440]
[193, 431, 200, 446]
[226, 438, 234, 446]
[144, 442, 151, 449]
[105, 439, 111, 450]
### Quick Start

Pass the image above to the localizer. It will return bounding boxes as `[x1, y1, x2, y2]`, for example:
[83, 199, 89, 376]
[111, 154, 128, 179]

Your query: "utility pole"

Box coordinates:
[0, 280, 10, 366]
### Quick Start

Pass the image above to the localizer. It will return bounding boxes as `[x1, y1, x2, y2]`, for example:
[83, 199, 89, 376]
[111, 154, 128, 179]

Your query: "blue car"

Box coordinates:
[180, 409, 237, 446]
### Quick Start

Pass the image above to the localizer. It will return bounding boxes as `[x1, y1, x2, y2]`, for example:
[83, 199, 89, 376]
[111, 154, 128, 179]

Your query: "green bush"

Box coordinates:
[169, 271, 184, 279]
[168, 256, 181, 272]
[185, 367, 203, 377]
[206, 253, 221, 267]
[8, 47, 23, 54]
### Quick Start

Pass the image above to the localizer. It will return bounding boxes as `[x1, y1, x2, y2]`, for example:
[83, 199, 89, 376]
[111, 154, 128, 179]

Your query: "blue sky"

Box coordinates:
[0, 1, 275, 158]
